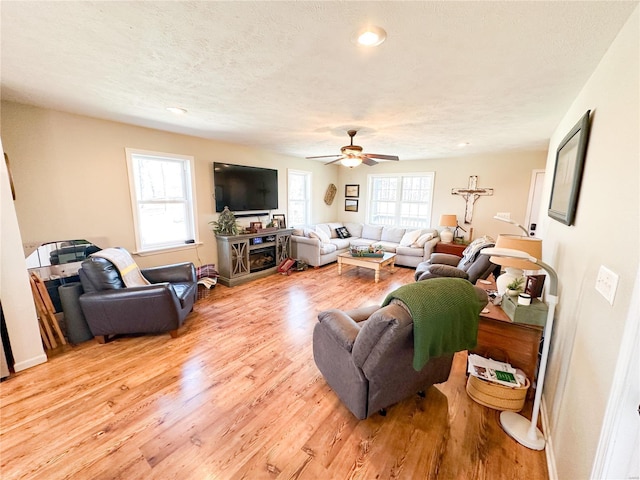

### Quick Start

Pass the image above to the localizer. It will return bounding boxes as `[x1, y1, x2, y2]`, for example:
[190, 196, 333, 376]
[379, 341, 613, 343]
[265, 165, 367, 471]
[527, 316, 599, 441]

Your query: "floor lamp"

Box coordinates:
[493, 215, 530, 237]
[481, 246, 558, 451]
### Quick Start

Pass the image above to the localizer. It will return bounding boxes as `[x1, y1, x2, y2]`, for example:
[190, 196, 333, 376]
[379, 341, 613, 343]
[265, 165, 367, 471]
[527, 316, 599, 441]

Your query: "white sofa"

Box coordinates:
[291, 222, 440, 268]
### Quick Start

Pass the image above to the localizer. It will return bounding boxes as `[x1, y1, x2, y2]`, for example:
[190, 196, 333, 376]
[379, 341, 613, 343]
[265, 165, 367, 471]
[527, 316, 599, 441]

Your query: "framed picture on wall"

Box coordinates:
[548, 110, 591, 226]
[345, 199, 358, 212]
[345, 184, 359, 198]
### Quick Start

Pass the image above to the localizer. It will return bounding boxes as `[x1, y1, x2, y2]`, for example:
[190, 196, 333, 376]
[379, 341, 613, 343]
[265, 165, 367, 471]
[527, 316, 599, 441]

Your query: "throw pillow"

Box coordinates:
[412, 232, 434, 248]
[315, 226, 331, 244]
[335, 226, 351, 239]
[399, 229, 422, 247]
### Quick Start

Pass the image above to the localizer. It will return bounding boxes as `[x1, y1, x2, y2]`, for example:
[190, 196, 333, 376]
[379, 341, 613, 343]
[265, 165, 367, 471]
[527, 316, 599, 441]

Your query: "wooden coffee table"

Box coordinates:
[337, 252, 396, 283]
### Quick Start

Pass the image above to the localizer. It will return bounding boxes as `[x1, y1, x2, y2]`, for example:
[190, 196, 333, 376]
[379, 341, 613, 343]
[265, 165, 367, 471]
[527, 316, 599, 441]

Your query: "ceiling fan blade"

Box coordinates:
[361, 156, 378, 166]
[324, 156, 346, 165]
[306, 154, 342, 159]
[363, 153, 399, 161]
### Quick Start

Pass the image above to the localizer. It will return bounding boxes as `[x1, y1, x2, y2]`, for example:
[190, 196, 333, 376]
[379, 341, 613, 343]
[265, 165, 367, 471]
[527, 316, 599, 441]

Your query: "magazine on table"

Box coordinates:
[467, 354, 523, 387]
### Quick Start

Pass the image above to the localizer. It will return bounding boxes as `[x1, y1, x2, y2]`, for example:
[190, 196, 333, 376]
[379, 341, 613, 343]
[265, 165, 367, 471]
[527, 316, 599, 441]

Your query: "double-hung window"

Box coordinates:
[125, 148, 198, 253]
[367, 173, 435, 228]
[287, 169, 311, 226]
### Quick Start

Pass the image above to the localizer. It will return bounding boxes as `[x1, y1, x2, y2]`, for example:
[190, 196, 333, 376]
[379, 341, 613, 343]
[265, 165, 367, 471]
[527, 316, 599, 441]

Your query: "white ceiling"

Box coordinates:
[1, 1, 637, 162]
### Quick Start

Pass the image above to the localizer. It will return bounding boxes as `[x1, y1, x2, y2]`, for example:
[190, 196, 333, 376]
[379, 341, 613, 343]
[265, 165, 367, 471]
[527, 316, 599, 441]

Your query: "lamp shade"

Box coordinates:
[439, 214, 458, 227]
[491, 235, 542, 270]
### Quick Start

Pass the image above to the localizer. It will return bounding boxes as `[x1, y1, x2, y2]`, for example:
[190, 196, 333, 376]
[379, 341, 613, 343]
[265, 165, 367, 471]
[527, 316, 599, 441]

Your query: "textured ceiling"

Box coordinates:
[1, 1, 637, 161]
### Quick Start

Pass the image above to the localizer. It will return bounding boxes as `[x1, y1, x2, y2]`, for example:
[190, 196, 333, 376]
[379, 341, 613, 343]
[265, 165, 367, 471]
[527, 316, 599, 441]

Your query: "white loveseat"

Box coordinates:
[291, 222, 440, 268]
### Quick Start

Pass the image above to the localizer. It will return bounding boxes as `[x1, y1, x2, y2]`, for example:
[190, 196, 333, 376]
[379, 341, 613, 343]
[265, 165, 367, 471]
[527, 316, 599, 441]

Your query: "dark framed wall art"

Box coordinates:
[548, 110, 591, 226]
[345, 199, 358, 212]
[345, 184, 359, 198]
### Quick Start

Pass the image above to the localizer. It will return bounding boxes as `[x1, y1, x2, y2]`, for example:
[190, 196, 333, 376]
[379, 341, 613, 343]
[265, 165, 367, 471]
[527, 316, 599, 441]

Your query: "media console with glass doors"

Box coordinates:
[215, 229, 293, 287]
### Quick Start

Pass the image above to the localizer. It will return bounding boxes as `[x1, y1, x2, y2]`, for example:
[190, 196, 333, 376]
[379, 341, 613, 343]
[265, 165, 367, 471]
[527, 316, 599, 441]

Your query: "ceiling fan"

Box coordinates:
[306, 130, 400, 167]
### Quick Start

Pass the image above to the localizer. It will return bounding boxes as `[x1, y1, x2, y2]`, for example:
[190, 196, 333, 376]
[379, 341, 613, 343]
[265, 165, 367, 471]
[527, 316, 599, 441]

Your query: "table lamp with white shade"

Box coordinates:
[439, 214, 458, 243]
[491, 235, 542, 295]
[481, 245, 558, 451]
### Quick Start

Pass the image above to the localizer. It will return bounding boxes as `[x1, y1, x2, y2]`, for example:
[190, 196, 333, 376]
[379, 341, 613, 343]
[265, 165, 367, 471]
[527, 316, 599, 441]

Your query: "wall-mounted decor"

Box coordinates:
[548, 110, 591, 226]
[272, 214, 286, 229]
[451, 176, 493, 224]
[324, 183, 337, 205]
[345, 184, 359, 198]
[345, 199, 358, 212]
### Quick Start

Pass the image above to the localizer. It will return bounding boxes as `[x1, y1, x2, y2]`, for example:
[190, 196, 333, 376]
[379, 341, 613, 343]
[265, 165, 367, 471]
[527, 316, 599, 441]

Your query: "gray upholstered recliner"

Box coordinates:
[78, 256, 197, 343]
[414, 240, 498, 284]
[313, 281, 488, 419]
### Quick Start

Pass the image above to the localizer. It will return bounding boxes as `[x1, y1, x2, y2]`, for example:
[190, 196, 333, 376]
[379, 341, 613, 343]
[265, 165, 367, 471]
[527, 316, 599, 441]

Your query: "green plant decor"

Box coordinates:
[506, 277, 525, 293]
[210, 206, 239, 235]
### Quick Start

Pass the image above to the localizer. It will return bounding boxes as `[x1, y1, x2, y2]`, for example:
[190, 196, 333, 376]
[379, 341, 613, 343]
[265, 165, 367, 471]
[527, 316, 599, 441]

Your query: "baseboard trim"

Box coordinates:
[542, 397, 559, 480]
[14, 353, 48, 372]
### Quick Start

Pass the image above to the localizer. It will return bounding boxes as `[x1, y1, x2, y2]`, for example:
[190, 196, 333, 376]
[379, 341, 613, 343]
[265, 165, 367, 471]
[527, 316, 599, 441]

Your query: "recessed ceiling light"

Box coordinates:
[353, 26, 387, 47]
[457, 142, 470, 148]
[166, 107, 187, 115]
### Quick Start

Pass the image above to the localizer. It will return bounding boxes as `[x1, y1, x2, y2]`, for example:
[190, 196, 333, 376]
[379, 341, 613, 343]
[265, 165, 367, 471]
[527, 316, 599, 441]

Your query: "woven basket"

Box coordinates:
[466, 375, 530, 412]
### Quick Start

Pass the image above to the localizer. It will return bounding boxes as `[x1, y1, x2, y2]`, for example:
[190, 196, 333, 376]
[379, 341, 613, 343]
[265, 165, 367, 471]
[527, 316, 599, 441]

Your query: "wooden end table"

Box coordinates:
[337, 252, 396, 283]
[434, 242, 467, 257]
[473, 278, 544, 399]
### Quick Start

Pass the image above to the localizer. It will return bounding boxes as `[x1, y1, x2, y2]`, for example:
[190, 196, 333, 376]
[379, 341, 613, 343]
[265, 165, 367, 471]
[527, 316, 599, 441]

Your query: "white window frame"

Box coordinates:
[367, 172, 435, 228]
[125, 148, 199, 254]
[287, 169, 312, 226]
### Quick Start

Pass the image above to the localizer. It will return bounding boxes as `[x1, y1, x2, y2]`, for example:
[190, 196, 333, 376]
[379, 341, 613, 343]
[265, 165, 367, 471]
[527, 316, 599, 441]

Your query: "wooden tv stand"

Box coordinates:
[216, 229, 293, 287]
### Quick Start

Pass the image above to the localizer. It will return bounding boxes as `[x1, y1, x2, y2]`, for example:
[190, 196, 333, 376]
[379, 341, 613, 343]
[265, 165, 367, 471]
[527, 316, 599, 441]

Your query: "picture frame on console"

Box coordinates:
[272, 214, 286, 229]
[548, 110, 591, 226]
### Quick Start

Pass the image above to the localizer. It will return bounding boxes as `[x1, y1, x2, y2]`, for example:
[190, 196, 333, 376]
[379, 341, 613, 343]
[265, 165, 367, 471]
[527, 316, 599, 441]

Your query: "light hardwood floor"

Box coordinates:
[1, 263, 548, 479]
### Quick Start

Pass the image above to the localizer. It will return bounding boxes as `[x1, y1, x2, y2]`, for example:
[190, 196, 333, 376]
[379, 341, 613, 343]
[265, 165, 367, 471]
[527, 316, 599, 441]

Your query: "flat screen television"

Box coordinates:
[213, 162, 278, 212]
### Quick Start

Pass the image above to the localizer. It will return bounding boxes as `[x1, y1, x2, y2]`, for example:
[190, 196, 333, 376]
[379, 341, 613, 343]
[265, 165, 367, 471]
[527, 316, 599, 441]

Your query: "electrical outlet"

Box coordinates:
[595, 265, 619, 305]
[496, 212, 511, 220]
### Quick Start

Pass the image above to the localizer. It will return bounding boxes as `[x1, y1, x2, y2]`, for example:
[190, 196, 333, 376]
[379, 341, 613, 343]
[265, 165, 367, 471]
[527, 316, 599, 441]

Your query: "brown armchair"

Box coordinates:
[313, 280, 488, 419]
[78, 254, 197, 343]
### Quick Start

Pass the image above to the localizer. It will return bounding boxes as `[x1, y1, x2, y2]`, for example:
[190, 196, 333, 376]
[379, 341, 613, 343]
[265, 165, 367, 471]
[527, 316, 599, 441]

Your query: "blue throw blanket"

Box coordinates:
[382, 278, 484, 371]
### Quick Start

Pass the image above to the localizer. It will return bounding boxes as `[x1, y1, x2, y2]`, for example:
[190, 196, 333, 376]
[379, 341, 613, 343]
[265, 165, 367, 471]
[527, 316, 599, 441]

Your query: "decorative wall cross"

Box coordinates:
[451, 176, 494, 224]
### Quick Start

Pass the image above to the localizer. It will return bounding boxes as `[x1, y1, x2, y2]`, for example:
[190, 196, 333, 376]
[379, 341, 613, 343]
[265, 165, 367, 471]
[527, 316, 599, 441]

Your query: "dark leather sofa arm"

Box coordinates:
[79, 284, 182, 336]
[141, 262, 196, 284]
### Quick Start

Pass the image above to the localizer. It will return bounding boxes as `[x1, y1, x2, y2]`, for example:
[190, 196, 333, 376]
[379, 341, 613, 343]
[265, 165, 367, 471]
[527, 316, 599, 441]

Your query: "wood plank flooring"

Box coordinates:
[0, 263, 548, 479]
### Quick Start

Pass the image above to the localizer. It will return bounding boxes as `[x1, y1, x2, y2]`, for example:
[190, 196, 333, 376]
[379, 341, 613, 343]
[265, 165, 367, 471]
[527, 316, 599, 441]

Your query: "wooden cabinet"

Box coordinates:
[472, 280, 544, 398]
[216, 229, 292, 287]
[434, 242, 467, 256]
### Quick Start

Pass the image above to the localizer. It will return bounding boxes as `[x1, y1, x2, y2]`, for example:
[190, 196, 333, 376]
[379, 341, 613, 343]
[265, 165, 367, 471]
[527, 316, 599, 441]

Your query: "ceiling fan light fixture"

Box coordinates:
[354, 26, 387, 47]
[341, 156, 362, 168]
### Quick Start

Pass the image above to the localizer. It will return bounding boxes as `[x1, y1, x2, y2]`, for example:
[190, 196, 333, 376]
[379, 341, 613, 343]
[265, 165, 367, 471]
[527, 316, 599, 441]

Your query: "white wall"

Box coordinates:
[0, 102, 339, 269]
[336, 151, 546, 240]
[0, 138, 47, 371]
[537, 7, 639, 479]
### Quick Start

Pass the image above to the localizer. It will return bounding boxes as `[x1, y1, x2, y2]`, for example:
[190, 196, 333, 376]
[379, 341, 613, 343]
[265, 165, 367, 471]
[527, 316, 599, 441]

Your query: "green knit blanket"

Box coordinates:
[382, 278, 484, 371]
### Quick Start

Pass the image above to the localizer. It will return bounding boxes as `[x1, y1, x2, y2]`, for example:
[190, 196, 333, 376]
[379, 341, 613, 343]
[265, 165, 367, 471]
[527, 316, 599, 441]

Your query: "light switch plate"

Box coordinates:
[596, 265, 619, 305]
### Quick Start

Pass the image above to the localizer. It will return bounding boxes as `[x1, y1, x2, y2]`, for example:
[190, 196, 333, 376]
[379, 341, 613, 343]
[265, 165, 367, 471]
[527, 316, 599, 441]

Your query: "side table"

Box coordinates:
[473, 279, 543, 399]
[434, 242, 467, 257]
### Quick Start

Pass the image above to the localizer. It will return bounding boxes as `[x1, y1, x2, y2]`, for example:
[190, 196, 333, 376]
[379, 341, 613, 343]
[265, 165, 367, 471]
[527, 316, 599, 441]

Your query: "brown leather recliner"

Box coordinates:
[78, 256, 197, 343]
